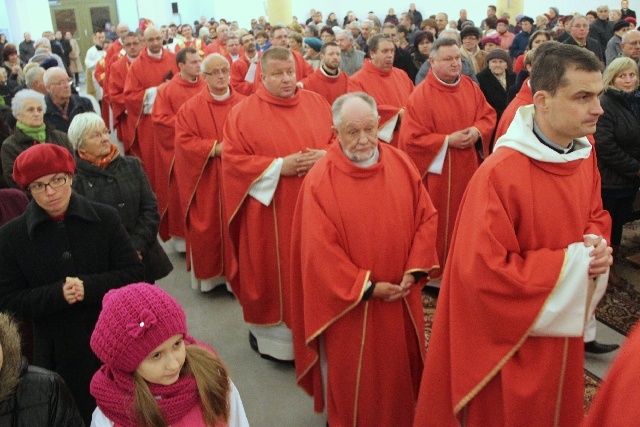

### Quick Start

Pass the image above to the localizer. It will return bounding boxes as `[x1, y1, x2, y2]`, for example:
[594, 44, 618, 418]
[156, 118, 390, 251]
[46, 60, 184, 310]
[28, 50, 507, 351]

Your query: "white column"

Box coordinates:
[3, 0, 52, 44]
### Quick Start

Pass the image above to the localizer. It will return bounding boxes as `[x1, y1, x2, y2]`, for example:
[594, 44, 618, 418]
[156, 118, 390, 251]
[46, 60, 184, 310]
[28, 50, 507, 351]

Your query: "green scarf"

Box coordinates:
[16, 122, 47, 143]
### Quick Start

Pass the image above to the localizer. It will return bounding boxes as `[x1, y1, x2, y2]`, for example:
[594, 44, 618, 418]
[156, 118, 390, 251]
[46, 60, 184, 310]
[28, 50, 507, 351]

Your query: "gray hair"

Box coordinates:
[11, 89, 46, 118]
[34, 37, 51, 50]
[68, 112, 105, 150]
[349, 21, 361, 29]
[621, 29, 640, 44]
[336, 29, 354, 41]
[25, 67, 45, 89]
[569, 14, 588, 27]
[361, 19, 373, 28]
[332, 92, 377, 128]
[438, 29, 461, 43]
[43, 67, 67, 86]
[430, 37, 460, 58]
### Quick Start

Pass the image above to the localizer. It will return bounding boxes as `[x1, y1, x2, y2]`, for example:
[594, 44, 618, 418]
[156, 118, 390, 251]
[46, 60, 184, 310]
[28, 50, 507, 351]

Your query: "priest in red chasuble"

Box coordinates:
[174, 54, 245, 292]
[123, 26, 178, 188]
[109, 32, 142, 154]
[414, 42, 613, 427]
[291, 92, 439, 426]
[222, 47, 333, 362]
[348, 34, 414, 147]
[230, 33, 260, 96]
[399, 37, 496, 279]
[298, 42, 349, 105]
[152, 47, 205, 243]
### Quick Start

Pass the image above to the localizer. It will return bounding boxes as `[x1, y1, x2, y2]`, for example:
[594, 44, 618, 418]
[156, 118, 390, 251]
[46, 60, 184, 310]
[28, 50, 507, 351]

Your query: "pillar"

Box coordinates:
[497, 0, 524, 23]
[266, 0, 292, 25]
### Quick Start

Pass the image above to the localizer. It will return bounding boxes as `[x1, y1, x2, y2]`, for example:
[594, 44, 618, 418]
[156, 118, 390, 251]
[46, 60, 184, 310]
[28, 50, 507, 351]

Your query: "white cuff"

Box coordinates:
[427, 138, 448, 175]
[377, 113, 398, 143]
[248, 158, 283, 206]
[245, 62, 257, 83]
[143, 86, 158, 114]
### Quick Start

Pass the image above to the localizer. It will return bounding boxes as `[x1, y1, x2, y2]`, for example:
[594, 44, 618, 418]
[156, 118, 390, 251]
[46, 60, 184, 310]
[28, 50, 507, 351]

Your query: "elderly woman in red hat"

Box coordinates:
[0, 143, 144, 425]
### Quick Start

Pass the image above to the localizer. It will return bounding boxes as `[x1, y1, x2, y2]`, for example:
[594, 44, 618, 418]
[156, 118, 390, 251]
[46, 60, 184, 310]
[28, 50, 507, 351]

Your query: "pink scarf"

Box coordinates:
[90, 336, 200, 427]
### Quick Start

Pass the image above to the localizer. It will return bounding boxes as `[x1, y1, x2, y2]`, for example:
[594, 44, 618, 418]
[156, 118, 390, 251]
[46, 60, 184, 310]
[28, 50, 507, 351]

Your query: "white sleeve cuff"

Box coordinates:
[248, 158, 283, 206]
[377, 113, 399, 143]
[427, 138, 448, 175]
[143, 86, 158, 114]
[245, 62, 257, 83]
[531, 241, 604, 337]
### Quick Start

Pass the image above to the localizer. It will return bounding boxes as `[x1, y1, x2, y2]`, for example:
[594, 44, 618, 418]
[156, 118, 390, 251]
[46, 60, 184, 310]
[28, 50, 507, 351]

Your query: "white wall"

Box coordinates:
[2, 0, 53, 44]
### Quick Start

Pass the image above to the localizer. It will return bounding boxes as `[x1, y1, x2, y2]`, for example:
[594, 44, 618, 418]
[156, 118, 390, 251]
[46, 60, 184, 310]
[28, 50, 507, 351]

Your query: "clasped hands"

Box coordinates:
[281, 148, 326, 177]
[373, 274, 415, 302]
[63, 277, 84, 304]
[584, 236, 613, 279]
[448, 127, 480, 150]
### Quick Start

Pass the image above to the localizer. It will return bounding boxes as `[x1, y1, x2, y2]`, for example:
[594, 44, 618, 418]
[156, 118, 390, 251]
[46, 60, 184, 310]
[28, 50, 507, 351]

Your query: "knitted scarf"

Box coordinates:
[78, 143, 120, 169]
[16, 122, 46, 142]
[90, 336, 200, 427]
[620, 89, 640, 118]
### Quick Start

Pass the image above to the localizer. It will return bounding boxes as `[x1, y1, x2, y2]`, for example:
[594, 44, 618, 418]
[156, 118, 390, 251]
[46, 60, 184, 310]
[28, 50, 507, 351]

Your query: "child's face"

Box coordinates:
[256, 36, 266, 45]
[136, 334, 186, 386]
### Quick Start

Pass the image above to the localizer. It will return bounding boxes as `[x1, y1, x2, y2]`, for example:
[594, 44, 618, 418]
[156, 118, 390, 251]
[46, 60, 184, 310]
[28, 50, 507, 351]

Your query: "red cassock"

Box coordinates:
[221, 86, 332, 326]
[583, 322, 640, 426]
[152, 73, 205, 241]
[123, 49, 178, 188]
[204, 39, 227, 56]
[494, 77, 532, 143]
[230, 54, 259, 96]
[299, 68, 349, 106]
[251, 49, 314, 93]
[104, 39, 124, 128]
[413, 107, 611, 426]
[109, 57, 134, 152]
[348, 59, 414, 147]
[398, 70, 496, 275]
[290, 142, 439, 426]
[93, 57, 111, 125]
[174, 87, 245, 279]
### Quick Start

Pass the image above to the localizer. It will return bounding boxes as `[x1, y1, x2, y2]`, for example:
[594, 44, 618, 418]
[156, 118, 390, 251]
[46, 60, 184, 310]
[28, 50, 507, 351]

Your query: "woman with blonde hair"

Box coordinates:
[594, 56, 640, 285]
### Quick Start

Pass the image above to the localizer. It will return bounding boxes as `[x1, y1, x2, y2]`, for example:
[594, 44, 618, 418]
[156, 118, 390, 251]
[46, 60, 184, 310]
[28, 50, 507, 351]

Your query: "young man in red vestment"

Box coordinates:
[348, 34, 414, 147]
[222, 47, 333, 362]
[414, 42, 613, 426]
[251, 25, 314, 94]
[298, 42, 349, 105]
[152, 47, 205, 248]
[174, 54, 245, 293]
[230, 33, 260, 96]
[109, 32, 142, 154]
[399, 37, 496, 280]
[290, 92, 439, 426]
[123, 26, 178, 189]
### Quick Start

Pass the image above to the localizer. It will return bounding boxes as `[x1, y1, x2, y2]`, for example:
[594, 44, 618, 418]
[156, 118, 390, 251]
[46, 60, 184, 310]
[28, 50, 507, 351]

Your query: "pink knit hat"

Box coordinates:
[90, 283, 188, 373]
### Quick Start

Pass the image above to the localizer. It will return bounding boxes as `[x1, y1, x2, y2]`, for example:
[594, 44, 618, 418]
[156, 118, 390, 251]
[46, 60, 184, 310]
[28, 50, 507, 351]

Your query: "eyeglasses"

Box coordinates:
[28, 174, 69, 194]
[203, 69, 230, 76]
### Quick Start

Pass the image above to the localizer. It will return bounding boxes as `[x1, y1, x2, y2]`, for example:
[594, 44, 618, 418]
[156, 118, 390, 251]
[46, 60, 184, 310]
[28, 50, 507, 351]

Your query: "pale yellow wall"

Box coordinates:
[497, 0, 524, 23]
[267, 0, 293, 25]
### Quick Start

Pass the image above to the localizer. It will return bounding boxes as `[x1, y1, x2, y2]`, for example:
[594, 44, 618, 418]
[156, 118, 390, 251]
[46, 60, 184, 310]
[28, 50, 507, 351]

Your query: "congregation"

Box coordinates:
[1, 1, 640, 426]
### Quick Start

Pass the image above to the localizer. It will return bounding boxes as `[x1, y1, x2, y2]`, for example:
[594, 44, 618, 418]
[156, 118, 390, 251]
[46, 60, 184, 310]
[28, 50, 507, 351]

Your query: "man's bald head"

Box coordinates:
[144, 27, 163, 54]
[332, 92, 379, 163]
[621, 30, 640, 60]
[116, 23, 129, 39]
[217, 24, 229, 42]
[201, 53, 231, 95]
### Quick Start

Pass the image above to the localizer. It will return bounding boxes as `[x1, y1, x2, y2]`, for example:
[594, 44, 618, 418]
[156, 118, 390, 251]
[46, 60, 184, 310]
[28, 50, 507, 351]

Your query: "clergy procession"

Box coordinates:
[2, 1, 640, 426]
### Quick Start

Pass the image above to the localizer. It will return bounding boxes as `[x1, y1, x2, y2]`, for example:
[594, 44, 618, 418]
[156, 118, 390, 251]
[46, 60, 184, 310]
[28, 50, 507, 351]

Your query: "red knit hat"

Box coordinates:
[12, 144, 75, 190]
[90, 283, 188, 373]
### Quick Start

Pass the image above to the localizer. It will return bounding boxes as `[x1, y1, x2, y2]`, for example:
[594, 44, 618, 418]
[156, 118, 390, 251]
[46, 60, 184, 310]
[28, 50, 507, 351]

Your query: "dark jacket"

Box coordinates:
[594, 89, 640, 190]
[589, 18, 614, 51]
[18, 39, 35, 64]
[0, 358, 84, 427]
[509, 30, 531, 58]
[563, 36, 605, 63]
[0, 193, 144, 423]
[73, 153, 172, 282]
[476, 67, 517, 120]
[44, 93, 94, 133]
[0, 124, 72, 189]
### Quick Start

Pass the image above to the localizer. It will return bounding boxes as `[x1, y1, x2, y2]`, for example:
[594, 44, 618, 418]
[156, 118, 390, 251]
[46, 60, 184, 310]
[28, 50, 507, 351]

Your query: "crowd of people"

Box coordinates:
[0, 1, 640, 425]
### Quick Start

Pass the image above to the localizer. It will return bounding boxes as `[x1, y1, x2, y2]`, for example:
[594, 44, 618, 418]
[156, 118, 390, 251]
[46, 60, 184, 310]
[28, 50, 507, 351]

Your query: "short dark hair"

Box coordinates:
[320, 41, 339, 54]
[488, 5, 497, 12]
[2, 44, 17, 62]
[368, 33, 395, 52]
[430, 37, 459, 57]
[94, 30, 105, 35]
[530, 41, 603, 95]
[320, 26, 334, 36]
[255, 30, 269, 40]
[176, 46, 198, 65]
[269, 24, 287, 38]
[586, 10, 597, 19]
[527, 30, 552, 50]
[260, 46, 293, 72]
[398, 25, 410, 37]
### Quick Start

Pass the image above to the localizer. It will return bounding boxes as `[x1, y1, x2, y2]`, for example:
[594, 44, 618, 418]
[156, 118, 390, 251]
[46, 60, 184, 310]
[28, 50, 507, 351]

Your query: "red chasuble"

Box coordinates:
[299, 67, 349, 106]
[123, 48, 178, 188]
[152, 73, 205, 241]
[204, 39, 227, 56]
[290, 143, 439, 426]
[583, 322, 640, 426]
[230, 54, 258, 96]
[348, 59, 414, 147]
[414, 106, 611, 427]
[109, 57, 134, 152]
[221, 86, 332, 326]
[494, 77, 533, 143]
[398, 70, 496, 275]
[93, 56, 111, 126]
[174, 38, 205, 56]
[252, 49, 314, 93]
[174, 87, 245, 279]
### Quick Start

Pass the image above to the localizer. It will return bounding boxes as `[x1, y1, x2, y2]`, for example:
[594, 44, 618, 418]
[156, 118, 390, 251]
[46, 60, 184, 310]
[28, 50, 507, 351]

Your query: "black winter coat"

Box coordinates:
[73, 153, 172, 282]
[44, 93, 94, 133]
[0, 193, 144, 423]
[0, 124, 72, 189]
[0, 358, 85, 427]
[594, 89, 640, 189]
[476, 68, 517, 120]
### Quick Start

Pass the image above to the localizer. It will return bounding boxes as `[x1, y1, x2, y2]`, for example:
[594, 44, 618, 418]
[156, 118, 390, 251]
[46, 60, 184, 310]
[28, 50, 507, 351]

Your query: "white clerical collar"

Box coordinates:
[320, 65, 340, 78]
[211, 87, 230, 100]
[147, 48, 163, 59]
[127, 55, 137, 62]
[345, 146, 380, 168]
[433, 71, 460, 86]
[246, 53, 259, 63]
